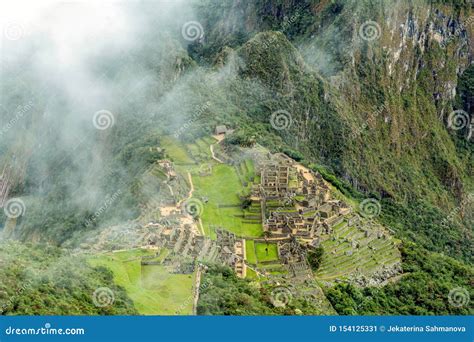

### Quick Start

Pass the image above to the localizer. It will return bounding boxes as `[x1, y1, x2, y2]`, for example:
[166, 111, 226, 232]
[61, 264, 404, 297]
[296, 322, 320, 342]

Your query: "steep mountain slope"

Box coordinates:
[0, 0, 472, 316]
[186, 0, 473, 261]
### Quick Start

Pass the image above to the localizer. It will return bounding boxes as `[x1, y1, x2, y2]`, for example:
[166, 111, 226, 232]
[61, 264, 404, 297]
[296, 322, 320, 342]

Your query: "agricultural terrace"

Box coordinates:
[316, 222, 401, 284]
[88, 249, 195, 315]
[161, 136, 263, 239]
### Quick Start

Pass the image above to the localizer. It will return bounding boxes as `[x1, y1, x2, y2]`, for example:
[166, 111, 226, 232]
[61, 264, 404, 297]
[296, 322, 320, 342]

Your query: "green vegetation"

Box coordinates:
[245, 240, 257, 264]
[379, 199, 472, 263]
[316, 222, 401, 282]
[193, 163, 263, 238]
[307, 247, 324, 271]
[0, 242, 137, 315]
[88, 249, 195, 315]
[186, 137, 216, 162]
[161, 136, 196, 165]
[255, 242, 279, 262]
[1, 0, 473, 317]
[197, 264, 332, 315]
[325, 243, 474, 315]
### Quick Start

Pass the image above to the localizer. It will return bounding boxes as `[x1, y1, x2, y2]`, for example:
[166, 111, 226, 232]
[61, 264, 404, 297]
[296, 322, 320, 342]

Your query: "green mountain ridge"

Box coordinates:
[0, 0, 472, 316]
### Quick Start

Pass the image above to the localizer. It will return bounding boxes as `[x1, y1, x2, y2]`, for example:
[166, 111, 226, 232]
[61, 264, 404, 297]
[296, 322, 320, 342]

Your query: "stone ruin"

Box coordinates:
[250, 153, 352, 241]
[349, 263, 403, 287]
[122, 225, 248, 277]
[278, 238, 313, 280]
[215, 228, 246, 277]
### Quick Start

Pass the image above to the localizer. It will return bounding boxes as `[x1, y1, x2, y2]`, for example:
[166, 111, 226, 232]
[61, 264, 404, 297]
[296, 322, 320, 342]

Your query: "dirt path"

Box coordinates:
[165, 182, 174, 197]
[177, 172, 194, 208]
[187, 172, 194, 196]
[210, 144, 224, 164]
[192, 265, 203, 315]
[176, 172, 204, 236]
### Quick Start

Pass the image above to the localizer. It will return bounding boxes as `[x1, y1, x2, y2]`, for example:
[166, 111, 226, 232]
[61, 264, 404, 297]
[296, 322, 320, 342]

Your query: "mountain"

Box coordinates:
[0, 0, 472, 315]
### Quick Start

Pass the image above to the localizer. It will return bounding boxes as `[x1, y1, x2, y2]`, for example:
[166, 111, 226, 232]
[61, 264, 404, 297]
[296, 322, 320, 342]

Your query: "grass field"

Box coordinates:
[192, 163, 263, 238]
[255, 242, 279, 262]
[245, 267, 259, 280]
[161, 136, 195, 165]
[245, 240, 257, 264]
[88, 249, 195, 315]
[186, 137, 215, 162]
[159, 136, 263, 238]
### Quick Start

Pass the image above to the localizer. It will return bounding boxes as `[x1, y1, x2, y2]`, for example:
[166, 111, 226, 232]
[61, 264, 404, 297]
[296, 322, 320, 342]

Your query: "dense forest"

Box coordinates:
[0, 242, 137, 315]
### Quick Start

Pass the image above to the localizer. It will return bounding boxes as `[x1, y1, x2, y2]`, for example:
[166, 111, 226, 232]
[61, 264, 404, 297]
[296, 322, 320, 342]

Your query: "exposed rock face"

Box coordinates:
[330, 2, 472, 202]
[201, 0, 472, 204]
[185, 0, 472, 261]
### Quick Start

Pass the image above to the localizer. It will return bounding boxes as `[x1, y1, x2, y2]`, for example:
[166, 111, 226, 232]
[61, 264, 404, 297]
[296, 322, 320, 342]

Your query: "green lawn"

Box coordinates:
[160, 136, 263, 239]
[161, 136, 195, 165]
[192, 163, 263, 238]
[245, 159, 255, 180]
[245, 267, 259, 280]
[255, 242, 279, 262]
[245, 240, 257, 264]
[88, 249, 195, 315]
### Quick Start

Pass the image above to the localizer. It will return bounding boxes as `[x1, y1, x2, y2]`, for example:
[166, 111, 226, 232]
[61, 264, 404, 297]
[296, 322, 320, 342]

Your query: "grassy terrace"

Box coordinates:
[315, 222, 401, 282]
[161, 136, 195, 166]
[255, 242, 279, 262]
[161, 136, 263, 239]
[88, 249, 195, 315]
[193, 163, 262, 238]
[245, 240, 279, 264]
[245, 240, 257, 264]
[245, 239, 284, 277]
[186, 137, 215, 162]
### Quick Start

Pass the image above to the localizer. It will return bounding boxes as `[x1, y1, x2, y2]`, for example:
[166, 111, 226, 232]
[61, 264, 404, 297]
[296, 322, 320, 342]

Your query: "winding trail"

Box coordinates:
[177, 172, 204, 236]
[165, 182, 174, 197]
[176, 172, 194, 208]
[210, 144, 224, 164]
